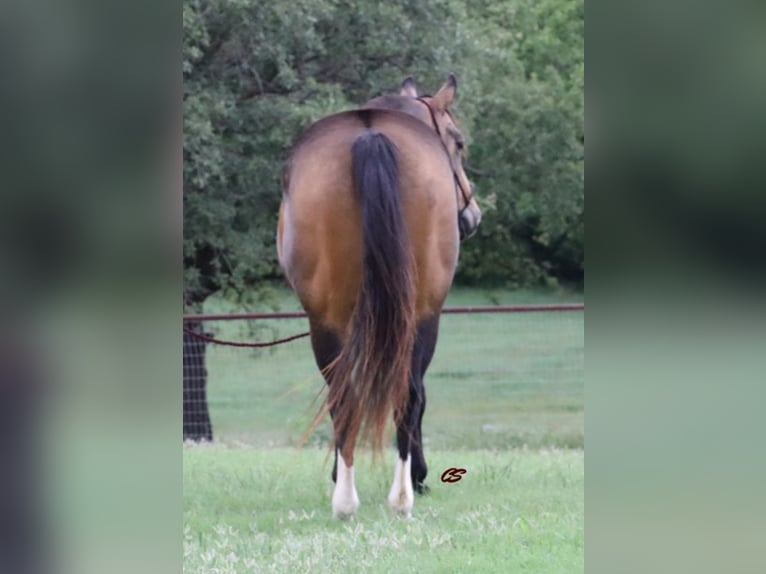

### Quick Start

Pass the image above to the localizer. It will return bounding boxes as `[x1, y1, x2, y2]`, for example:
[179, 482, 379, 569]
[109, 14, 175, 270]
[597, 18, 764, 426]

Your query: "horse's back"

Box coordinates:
[279, 109, 460, 332]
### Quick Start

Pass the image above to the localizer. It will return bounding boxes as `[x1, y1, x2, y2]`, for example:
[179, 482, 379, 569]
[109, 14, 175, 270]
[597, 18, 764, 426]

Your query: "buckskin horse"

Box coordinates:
[277, 74, 481, 518]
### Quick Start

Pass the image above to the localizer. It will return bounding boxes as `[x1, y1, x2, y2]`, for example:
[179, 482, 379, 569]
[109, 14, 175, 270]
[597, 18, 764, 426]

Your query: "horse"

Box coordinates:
[277, 74, 481, 518]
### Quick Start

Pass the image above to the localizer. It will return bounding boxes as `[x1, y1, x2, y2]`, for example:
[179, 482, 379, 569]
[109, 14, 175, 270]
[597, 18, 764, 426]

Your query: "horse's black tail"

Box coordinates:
[326, 131, 416, 457]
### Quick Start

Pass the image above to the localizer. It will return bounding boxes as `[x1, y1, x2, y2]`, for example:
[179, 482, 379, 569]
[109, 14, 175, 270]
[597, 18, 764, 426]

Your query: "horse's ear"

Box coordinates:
[431, 73, 457, 111]
[400, 76, 418, 98]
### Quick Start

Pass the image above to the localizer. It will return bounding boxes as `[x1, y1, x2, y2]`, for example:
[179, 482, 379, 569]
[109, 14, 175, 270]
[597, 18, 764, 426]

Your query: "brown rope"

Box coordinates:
[183, 326, 310, 348]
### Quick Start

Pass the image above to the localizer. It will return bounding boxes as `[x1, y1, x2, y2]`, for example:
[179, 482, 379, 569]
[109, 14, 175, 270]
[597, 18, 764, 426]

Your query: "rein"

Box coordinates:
[416, 96, 474, 216]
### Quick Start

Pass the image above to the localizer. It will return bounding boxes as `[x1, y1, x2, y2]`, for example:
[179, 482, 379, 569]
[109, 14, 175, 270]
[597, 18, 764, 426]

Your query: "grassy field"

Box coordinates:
[184, 447, 583, 573]
[184, 287, 584, 573]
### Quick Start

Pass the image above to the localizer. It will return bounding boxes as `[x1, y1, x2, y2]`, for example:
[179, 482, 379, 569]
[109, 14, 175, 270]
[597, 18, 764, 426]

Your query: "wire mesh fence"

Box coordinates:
[183, 305, 584, 449]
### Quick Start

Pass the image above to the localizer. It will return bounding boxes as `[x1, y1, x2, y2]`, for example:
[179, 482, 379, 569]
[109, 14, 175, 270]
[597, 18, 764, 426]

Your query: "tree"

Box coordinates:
[183, 0, 584, 299]
[183, 0, 470, 307]
[455, 0, 584, 286]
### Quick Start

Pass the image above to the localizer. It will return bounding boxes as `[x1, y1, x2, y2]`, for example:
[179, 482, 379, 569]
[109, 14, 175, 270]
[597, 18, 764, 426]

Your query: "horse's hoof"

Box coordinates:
[415, 482, 430, 495]
[388, 500, 413, 519]
[332, 497, 359, 519]
[332, 491, 359, 519]
[387, 491, 414, 517]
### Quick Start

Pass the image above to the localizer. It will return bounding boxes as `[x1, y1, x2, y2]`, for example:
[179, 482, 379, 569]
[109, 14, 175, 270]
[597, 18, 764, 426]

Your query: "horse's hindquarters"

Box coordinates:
[282, 120, 459, 324]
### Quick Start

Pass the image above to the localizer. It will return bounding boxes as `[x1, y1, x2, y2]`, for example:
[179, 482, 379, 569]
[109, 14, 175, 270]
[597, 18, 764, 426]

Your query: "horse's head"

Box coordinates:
[399, 74, 482, 240]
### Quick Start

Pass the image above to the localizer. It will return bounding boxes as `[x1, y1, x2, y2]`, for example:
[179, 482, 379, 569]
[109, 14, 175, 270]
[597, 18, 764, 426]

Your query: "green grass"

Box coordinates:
[185, 287, 584, 572]
[184, 446, 583, 574]
[199, 286, 583, 450]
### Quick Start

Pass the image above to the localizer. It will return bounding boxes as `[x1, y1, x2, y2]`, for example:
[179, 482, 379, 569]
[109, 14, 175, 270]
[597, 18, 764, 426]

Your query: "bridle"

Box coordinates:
[416, 96, 474, 218]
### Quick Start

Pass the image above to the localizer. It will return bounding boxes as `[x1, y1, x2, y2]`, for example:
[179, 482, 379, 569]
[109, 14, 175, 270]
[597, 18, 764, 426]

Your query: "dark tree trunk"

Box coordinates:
[183, 321, 213, 441]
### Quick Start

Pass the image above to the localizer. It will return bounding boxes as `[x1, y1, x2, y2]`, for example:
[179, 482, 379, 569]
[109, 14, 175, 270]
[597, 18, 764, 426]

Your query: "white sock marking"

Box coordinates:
[332, 450, 359, 518]
[387, 453, 414, 517]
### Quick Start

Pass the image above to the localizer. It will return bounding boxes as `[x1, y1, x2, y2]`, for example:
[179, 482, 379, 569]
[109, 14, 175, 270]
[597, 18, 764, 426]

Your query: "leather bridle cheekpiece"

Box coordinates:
[416, 96, 474, 217]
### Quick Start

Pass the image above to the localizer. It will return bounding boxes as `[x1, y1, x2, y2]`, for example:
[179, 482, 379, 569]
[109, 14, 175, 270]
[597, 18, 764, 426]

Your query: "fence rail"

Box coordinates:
[183, 301, 584, 445]
[183, 303, 584, 322]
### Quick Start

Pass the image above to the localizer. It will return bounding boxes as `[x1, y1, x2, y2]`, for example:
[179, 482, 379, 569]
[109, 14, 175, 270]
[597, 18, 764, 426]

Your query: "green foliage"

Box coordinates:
[456, 0, 584, 286]
[183, 0, 584, 304]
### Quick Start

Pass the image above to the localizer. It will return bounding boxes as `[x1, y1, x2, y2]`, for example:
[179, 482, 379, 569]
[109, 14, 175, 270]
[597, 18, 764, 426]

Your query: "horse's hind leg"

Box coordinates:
[309, 324, 342, 482]
[388, 315, 440, 515]
[309, 323, 360, 518]
[411, 316, 439, 493]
